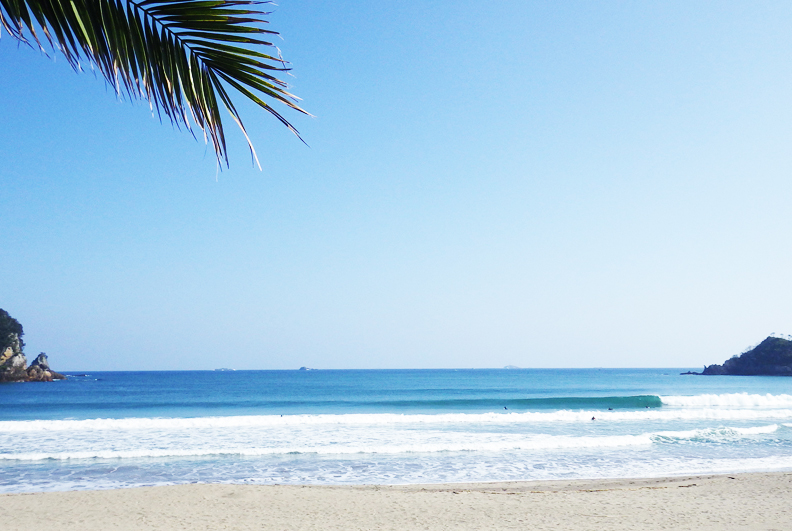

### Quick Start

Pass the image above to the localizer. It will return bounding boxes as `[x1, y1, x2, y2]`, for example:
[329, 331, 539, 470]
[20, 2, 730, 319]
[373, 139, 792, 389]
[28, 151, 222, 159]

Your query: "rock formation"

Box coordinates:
[1, 309, 65, 382]
[699, 336, 792, 376]
[26, 353, 66, 382]
[1, 309, 28, 382]
[0, 332, 29, 382]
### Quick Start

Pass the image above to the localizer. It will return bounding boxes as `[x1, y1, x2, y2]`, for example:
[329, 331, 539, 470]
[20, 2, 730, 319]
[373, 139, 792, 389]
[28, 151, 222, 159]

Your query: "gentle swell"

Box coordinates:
[4, 393, 792, 434]
[371, 395, 663, 410]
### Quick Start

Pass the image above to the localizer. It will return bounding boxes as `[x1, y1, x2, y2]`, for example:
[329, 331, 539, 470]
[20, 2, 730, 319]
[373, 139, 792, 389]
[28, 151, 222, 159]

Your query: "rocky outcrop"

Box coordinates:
[701, 336, 792, 376]
[1, 309, 28, 382]
[26, 353, 66, 382]
[1, 309, 66, 382]
[0, 335, 29, 382]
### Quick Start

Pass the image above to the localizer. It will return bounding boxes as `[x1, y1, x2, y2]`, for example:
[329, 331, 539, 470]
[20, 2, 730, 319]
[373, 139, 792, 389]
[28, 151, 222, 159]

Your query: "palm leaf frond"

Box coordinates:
[0, 0, 308, 167]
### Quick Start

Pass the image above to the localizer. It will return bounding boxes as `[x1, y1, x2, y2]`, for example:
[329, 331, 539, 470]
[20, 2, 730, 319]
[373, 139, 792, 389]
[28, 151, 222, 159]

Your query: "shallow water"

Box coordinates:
[1, 369, 791, 492]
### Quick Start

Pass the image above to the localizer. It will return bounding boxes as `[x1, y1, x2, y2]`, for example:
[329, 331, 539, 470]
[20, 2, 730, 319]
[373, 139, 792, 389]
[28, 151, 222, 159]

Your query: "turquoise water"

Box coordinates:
[1, 369, 791, 492]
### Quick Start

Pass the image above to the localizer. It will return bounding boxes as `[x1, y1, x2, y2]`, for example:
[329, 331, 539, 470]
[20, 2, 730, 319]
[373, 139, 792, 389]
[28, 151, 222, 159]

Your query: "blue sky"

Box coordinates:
[2, 1, 792, 370]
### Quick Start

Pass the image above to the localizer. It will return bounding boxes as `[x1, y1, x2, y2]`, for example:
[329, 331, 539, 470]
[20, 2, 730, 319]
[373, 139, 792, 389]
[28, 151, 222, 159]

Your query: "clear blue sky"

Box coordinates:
[2, 1, 792, 370]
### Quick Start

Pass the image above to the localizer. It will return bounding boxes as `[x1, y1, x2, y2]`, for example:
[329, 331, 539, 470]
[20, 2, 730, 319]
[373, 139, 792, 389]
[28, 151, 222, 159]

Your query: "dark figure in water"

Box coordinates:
[504, 407, 508, 410]
[608, 408, 613, 411]
[591, 416, 596, 421]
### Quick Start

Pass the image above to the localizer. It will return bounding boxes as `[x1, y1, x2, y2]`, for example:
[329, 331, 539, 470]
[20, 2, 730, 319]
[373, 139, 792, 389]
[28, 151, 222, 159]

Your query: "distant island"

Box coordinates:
[1, 309, 65, 382]
[685, 336, 792, 376]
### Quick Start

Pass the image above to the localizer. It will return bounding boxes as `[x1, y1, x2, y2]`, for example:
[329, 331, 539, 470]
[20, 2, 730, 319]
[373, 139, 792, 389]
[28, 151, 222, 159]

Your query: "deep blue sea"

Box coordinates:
[2, 368, 792, 493]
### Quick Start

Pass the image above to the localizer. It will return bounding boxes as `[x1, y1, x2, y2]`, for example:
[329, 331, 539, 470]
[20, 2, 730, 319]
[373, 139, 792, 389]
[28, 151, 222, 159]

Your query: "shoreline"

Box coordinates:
[2, 472, 791, 530]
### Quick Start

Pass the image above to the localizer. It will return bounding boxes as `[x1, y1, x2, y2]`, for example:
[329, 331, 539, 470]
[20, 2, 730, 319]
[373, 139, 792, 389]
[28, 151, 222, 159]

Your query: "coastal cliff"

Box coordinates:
[700, 336, 792, 376]
[1, 309, 65, 382]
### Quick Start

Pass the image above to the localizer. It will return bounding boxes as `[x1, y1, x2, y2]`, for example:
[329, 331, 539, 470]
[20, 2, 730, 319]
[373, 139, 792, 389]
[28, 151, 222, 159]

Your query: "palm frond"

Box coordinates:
[0, 0, 308, 167]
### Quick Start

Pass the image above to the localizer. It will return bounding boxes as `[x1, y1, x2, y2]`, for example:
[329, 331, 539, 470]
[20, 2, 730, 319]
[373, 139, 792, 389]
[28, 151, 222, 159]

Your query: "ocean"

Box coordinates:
[1, 368, 792, 493]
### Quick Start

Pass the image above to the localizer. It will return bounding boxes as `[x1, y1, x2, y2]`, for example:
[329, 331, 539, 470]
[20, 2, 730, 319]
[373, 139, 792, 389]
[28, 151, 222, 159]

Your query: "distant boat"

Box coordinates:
[503, 365, 521, 369]
[214, 368, 235, 372]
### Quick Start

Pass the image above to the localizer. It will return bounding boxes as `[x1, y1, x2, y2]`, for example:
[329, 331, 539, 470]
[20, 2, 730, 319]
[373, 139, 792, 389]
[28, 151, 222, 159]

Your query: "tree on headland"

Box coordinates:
[0, 0, 308, 167]
[0, 309, 24, 353]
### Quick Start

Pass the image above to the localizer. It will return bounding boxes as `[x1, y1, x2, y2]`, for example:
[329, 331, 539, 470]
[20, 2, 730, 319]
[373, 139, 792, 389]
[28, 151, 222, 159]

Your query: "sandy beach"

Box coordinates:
[1, 472, 790, 530]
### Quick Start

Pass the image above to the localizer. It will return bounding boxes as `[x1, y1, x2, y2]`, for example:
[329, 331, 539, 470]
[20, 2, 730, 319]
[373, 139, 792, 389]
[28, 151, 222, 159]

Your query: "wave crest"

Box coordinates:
[660, 393, 792, 408]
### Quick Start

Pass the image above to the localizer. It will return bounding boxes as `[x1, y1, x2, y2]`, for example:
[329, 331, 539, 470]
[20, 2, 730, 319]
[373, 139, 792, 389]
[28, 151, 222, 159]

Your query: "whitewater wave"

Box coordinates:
[4, 409, 792, 434]
[4, 451, 792, 495]
[660, 393, 792, 408]
[0, 433, 654, 461]
[0, 423, 781, 462]
[653, 424, 780, 442]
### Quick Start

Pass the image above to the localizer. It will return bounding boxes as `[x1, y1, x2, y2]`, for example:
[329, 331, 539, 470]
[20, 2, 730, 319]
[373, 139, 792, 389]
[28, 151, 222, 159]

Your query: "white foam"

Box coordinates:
[1, 421, 781, 462]
[0, 433, 653, 461]
[1, 420, 781, 463]
[4, 406, 792, 433]
[730, 424, 780, 435]
[660, 393, 792, 408]
[653, 424, 779, 441]
[5, 452, 792, 495]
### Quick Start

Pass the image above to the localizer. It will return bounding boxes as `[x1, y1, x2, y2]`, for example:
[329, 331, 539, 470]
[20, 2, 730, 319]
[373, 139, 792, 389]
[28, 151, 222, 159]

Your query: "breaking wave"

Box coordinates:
[660, 393, 792, 408]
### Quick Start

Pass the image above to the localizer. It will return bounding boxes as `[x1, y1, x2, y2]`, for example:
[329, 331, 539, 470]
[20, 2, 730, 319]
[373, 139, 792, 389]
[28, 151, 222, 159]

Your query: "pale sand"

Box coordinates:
[2, 473, 791, 530]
